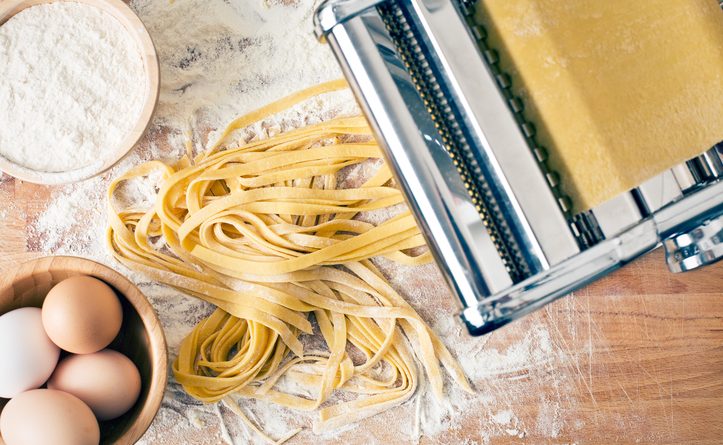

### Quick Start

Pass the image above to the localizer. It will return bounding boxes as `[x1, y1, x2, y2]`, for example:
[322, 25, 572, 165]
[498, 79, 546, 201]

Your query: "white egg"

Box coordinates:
[0, 307, 61, 398]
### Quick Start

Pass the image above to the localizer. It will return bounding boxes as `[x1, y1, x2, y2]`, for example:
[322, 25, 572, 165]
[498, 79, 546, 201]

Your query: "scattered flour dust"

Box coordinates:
[28, 0, 577, 443]
[130, 0, 356, 146]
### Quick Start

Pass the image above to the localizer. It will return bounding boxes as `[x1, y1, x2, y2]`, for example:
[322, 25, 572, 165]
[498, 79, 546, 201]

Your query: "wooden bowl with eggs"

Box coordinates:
[0, 256, 167, 445]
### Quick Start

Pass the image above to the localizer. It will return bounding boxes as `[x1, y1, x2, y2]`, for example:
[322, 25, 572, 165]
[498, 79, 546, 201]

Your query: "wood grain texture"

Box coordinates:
[0, 256, 168, 445]
[0, 0, 159, 185]
[0, 0, 720, 440]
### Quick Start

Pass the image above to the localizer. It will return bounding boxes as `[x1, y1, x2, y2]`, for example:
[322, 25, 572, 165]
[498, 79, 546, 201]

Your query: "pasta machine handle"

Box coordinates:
[664, 214, 723, 273]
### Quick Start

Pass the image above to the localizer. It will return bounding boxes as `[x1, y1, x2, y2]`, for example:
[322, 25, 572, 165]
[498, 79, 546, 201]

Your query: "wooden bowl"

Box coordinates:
[0, 0, 160, 185]
[0, 256, 167, 445]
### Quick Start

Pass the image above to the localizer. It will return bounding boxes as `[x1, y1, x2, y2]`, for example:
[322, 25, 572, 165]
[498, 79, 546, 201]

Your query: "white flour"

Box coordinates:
[131, 0, 351, 147]
[28, 0, 580, 443]
[0, 2, 146, 173]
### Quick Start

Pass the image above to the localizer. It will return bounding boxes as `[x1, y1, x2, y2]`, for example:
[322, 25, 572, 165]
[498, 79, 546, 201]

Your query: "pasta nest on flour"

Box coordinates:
[107, 80, 472, 438]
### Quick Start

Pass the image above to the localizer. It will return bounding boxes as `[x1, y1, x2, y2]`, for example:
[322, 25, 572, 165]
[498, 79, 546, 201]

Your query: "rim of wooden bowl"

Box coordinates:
[0, 256, 168, 445]
[0, 0, 160, 185]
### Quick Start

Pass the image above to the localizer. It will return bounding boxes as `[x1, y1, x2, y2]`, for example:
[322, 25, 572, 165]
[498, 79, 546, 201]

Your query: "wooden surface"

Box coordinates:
[0, 171, 722, 444]
[0, 1, 721, 440]
[0, 256, 167, 445]
[0, 0, 159, 185]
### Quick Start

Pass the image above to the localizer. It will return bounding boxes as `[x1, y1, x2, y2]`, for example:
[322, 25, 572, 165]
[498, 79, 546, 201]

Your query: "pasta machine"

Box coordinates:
[313, 0, 723, 335]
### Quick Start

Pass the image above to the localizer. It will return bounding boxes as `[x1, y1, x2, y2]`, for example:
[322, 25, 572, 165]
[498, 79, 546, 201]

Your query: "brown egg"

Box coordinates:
[0, 389, 99, 445]
[48, 349, 142, 421]
[42, 275, 123, 354]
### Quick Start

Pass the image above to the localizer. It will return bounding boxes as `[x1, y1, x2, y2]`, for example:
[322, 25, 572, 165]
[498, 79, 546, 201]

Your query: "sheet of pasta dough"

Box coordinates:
[475, 0, 723, 212]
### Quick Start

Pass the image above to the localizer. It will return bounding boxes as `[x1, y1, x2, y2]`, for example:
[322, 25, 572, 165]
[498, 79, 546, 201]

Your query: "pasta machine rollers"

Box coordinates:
[313, 0, 723, 335]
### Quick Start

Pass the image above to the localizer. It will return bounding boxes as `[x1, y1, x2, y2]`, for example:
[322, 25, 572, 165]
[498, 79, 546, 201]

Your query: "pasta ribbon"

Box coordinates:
[106, 80, 471, 438]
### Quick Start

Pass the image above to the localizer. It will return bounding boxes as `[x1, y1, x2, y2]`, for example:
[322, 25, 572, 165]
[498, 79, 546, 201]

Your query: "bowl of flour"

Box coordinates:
[0, 0, 159, 184]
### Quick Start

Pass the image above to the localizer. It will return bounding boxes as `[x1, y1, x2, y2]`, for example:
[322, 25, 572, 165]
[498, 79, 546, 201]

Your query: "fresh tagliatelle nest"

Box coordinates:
[106, 80, 472, 442]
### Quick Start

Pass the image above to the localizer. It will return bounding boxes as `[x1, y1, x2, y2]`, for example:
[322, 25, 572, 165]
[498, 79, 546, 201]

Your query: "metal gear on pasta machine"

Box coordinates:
[313, 0, 723, 335]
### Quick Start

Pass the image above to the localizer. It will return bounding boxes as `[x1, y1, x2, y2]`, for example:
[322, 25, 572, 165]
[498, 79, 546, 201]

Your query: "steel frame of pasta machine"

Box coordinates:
[313, 0, 723, 335]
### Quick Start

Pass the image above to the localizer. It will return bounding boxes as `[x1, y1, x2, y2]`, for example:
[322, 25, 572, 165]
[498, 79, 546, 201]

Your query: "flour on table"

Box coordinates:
[0, 2, 145, 173]
[131, 0, 355, 146]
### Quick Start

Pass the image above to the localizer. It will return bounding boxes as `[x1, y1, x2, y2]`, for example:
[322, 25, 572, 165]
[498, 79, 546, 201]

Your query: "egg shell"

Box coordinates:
[48, 349, 142, 421]
[0, 388, 99, 445]
[42, 275, 123, 354]
[0, 307, 60, 399]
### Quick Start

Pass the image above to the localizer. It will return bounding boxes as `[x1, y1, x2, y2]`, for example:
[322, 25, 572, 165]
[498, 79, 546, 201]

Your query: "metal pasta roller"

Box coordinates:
[313, 0, 723, 335]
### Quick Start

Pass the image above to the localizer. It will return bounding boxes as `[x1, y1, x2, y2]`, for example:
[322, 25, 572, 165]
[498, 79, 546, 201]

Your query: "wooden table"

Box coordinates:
[3, 0, 722, 441]
[1, 170, 722, 444]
